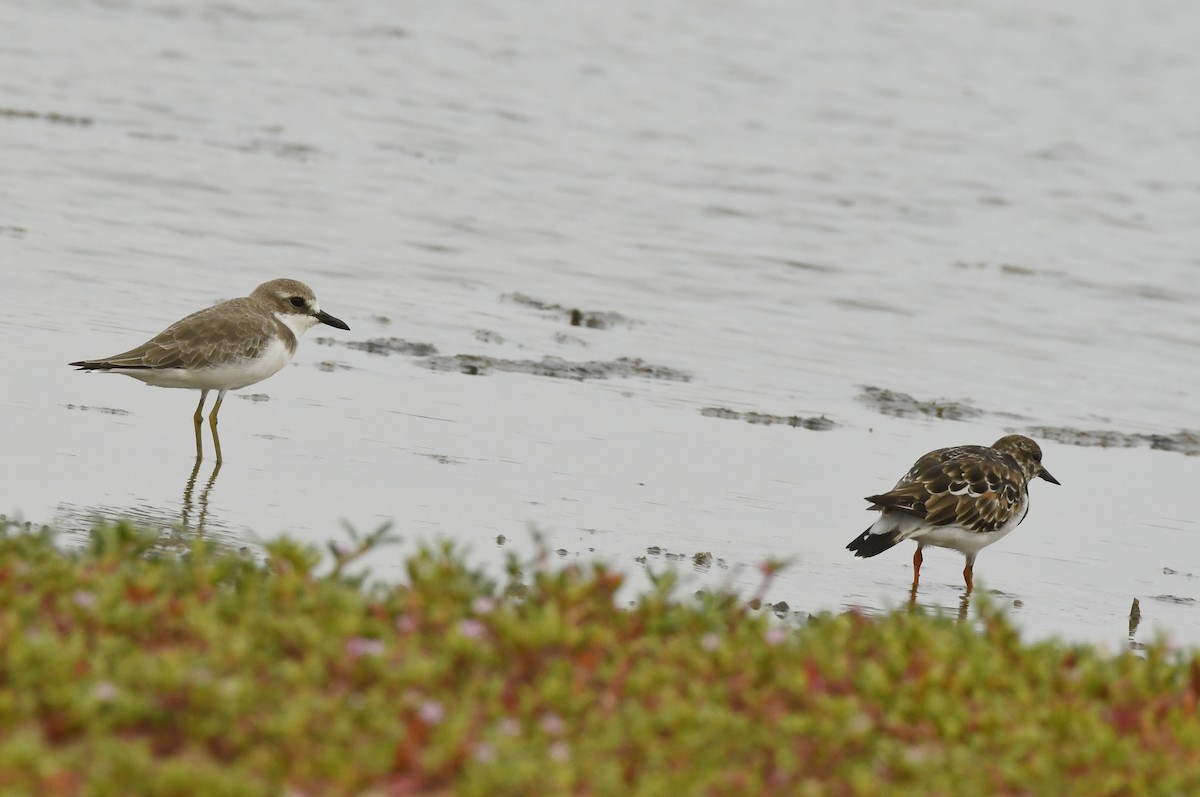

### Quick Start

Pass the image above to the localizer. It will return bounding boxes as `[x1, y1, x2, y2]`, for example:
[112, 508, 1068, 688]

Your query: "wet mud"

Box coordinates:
[315, 337, 682, 382]
[505, 293, 631, 330]
[637, 546, 728, 571]
[64, 404, 130, 416]
[419, 355, 690, 381]
[1149, 595, 1198, 606]
[857, 386, 982, 421]
[1024, 426, 1200, 456]
[0, 107, 93, 126]
[314, 337, 439, 357]
[700, 407, 836, 431]
[857, 388, 1200, 457]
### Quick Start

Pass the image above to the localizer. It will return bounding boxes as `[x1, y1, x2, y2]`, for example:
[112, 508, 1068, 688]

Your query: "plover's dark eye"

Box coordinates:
[289, 297, 305, 308]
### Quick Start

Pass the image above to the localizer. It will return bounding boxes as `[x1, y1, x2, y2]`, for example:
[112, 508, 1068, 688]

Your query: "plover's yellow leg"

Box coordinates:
[911, 543, 924, 590]
[963, 555, 976, 594]
[209, 389, 227, 464]
[193, 390, 210, 460]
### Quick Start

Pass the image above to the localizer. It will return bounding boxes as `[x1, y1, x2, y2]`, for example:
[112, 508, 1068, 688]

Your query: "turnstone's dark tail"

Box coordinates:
[846, 528, 901, 558]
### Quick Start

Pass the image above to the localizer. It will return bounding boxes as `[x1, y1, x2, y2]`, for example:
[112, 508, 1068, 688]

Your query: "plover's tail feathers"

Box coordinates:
[69, 340, 182, 371]
[69, 358, 145, 371]
[846, 526, 901, 558]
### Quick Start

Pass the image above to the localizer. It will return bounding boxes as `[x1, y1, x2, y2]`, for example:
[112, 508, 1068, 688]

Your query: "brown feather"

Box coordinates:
[71, 297, 295, 370]
[864, 444, 1032, 534]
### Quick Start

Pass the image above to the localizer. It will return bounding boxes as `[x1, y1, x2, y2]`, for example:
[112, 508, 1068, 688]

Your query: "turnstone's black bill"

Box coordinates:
[846, 435, 1058, 593]
[70, 278, 350, 463]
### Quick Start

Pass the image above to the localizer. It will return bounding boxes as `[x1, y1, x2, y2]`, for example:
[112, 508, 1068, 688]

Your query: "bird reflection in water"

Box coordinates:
[180, 457, 223, 534]
[906, 581, 973, 623]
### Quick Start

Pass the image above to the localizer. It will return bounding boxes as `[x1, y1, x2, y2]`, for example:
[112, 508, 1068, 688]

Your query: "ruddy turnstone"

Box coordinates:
[70, 278, 350, 462]
[846, 435, 1058, 593]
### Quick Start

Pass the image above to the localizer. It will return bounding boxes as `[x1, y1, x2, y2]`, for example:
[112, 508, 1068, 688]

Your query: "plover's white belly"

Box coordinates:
[122, 336, 294, 391]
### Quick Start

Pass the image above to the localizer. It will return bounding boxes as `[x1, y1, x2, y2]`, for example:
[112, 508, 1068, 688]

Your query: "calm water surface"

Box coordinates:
[2, 0, 1199, 647]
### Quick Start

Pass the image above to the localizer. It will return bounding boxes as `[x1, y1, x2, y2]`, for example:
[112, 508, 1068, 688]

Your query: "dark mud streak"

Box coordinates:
[315, 361, 353, 372]
[505, 293, 630, 330]
[63, 404, 130, 416]
[858, 386, 982, 421]
[0, 107, 93, 126]
[765, 256, 839, 273]
[313, 337, 685, 380]
[1025, 426, 1200, 456]
[700, 407, 836, 431]
[420, 355, 690, 382]
[859, 387, 1199, 456]
[1149, 595, 1198, 605]
[313, 337, 439, 357]
[417, 453, 464, 465]
[831, 298, 915, 317]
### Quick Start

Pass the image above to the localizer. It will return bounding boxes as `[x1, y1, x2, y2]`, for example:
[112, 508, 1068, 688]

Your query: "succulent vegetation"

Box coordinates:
[0, 519, 1198, 795]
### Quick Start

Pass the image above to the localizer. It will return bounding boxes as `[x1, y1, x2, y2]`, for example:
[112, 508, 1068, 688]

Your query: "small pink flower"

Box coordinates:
[549, 741, 570, 762]
[540, 712, 565, 735]
[473, 742, 496, 763]
[418, 700, 445, 725]
[497, 717, 521, 736]
[345, 637, 386, 659]
[765, 626, 787, 646]
[701, 633, 720, 651]
[472, 596, 496, 615]
[73, 590, 97, 609]
[93, 681, 118, 702]
[396, 614, 418, 633]
[458, 618, 487, 639]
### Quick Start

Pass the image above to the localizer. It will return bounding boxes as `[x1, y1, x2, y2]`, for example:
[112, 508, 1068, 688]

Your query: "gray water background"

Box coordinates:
[3, 0, 1200, 646]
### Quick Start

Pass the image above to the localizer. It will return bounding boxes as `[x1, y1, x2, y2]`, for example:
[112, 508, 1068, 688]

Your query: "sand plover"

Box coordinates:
[846, 435, 1058, 593]
[70, 278, 350, 462]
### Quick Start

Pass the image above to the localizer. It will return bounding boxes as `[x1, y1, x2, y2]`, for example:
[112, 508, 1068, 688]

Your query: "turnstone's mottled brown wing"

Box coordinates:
[73, 298, 292, 371]
[865, 445, 1026, 534]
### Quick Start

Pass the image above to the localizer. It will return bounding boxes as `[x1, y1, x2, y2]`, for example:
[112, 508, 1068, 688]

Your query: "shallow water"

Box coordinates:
[3, 0, 1199, 647]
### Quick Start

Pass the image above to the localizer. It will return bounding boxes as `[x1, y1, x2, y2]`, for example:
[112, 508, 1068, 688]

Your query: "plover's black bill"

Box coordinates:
[316, 310, 350, 330]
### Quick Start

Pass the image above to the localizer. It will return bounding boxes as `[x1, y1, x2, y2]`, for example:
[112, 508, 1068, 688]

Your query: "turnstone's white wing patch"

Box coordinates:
[865, 445, 1026, 534]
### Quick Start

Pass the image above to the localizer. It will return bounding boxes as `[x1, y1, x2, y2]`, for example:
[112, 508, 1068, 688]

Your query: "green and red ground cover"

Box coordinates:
[0, 520, 1197, 796]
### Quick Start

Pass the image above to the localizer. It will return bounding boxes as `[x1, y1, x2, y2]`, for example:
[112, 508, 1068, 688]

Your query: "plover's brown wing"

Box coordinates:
[71, 299, 286, 371]
[865, 446, 1026, 534]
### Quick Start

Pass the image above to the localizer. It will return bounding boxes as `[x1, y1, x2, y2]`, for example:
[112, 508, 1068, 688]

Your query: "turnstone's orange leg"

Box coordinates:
[911, 544, 924, 590]
[193, 390, 209, 461]
[963, 556, 975, 594]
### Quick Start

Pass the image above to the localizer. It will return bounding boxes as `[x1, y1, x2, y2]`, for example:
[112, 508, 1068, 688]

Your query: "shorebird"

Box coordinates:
[846, 435, 1058, 593]
[70, 278, 349, 462]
